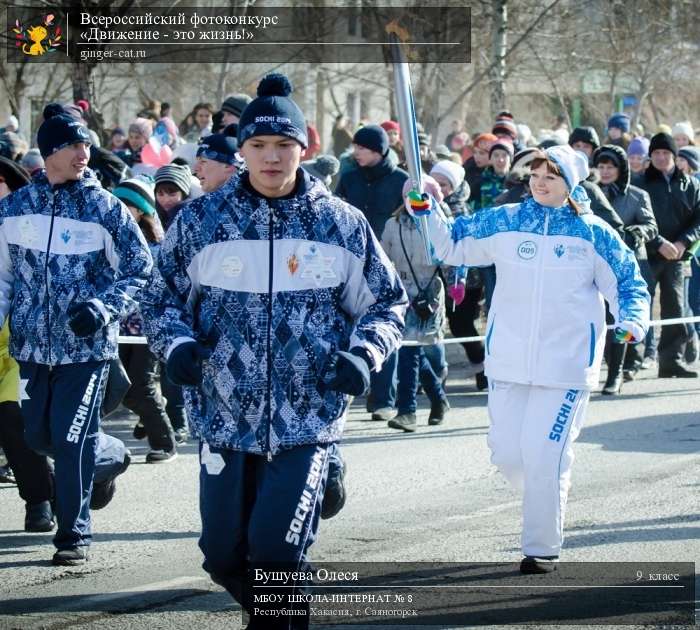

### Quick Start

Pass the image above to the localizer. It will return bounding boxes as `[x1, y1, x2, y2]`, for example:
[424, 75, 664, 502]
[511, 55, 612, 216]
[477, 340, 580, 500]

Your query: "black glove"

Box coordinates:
[325, 348, 372, 396]
[166, 341, 211, 386]
[67, 302, 106, 337]
[624, 225, 646, 250]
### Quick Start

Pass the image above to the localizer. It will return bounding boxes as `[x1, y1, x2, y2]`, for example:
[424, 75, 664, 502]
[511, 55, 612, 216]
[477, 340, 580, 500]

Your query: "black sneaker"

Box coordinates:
[475, 371, 488, 391]
[52, 546, 89, 566]
[91, 450, 131, 510]
[428, 398, 450, 425]
[132, 422, 147, 440]
[25, 501, 55, 533]
[321, 453, 346, 520]
[146, 449, 178, 464]
[173, 428, 188, 444]
[388, 413, 417, 433]
[520, 555, 559, 574]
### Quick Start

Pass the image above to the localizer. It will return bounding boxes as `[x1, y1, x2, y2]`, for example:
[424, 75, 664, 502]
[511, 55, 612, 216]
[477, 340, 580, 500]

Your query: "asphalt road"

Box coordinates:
[0, 351, 698, 629]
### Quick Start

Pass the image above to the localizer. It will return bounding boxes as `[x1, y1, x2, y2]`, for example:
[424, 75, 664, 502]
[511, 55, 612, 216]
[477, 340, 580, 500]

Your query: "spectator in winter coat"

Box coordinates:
[301, 154, 340, 190]
[463, 132, 497, 207]
[381, 207, 450, 432]
[0, 105, 151, 565]
[335, 124, 408, 239]
[220, 93, 252, 128]
[430, 160, 487, 390]
[183, 103, 214, 143]
[672, 122, 695, 148]
[604, 113, 632, 149]
[153, 163, 193, 442]
[593, 144, 658, 393]
[114, 118, 152, 168]
[677, 146, 700, 180]
[494, 147, 540, 205]
[627, 136, 650, 175]
[474, 140, 514, 311]
[569, 126, 600, 160]
[478, 140, 513, 210]
[569, 127, 626, 236]
[331, 115, 353, 158]
[334, 124, 408, 420]
[141, 74, 406, 626]
[112, 177, 177, 463]
[635, 133, 700, 377]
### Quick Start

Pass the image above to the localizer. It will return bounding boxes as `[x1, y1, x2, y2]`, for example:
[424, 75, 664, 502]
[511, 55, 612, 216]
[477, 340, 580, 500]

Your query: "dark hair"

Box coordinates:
[139, 213, 164, 243]
[155, 182, 184, 196]
[530, 153, 582, 215]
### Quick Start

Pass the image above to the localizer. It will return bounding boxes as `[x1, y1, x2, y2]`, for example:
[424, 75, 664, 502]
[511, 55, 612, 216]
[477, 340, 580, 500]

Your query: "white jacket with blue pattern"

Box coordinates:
[424, 195, 650, 390]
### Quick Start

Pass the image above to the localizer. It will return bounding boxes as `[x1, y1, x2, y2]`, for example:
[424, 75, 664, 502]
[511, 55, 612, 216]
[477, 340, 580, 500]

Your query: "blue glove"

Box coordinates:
[166, 342, 211, 386]
[67, 302, 106, 337]
[325, 348, 372, 396]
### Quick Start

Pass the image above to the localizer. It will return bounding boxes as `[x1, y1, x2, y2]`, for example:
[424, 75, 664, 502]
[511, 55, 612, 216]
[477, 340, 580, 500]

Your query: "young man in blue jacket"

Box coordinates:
[143, 74, 406, 629]
[0, 105, 153, 565]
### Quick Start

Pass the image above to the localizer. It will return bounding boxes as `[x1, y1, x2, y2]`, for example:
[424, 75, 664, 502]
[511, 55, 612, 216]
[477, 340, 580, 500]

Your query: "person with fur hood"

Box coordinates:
[593, 144, 658, 393]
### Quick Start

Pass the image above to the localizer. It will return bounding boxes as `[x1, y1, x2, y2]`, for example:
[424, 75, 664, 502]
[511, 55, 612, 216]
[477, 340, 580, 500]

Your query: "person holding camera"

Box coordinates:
[381, 203, 450, 432]
[406, 145, 649, 573]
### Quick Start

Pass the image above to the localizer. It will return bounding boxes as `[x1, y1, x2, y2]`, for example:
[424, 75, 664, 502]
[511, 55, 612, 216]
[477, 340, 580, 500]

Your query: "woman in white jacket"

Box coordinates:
[407, 145, 650, 574]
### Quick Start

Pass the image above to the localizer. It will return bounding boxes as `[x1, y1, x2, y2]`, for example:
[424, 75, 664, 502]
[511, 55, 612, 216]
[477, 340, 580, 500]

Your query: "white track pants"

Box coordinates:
[487, 381, 590, 557]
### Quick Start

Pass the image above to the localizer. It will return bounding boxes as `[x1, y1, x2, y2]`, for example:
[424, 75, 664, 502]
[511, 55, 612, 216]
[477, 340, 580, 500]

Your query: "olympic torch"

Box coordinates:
[387, 25, 433, 264]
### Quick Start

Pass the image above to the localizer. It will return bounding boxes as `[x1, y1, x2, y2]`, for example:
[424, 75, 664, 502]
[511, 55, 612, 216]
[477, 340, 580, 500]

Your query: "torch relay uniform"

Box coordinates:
[0, 166, 152, 555]
[143, 167, 406, 614]
[419, 148, 650, 559]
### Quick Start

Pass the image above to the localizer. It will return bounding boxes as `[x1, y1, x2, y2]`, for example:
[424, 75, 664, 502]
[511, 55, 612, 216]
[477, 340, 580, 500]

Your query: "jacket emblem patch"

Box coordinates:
[299, 243, 336, 286]
[221, 255, 243, 277]
[287, 254, 299, 275]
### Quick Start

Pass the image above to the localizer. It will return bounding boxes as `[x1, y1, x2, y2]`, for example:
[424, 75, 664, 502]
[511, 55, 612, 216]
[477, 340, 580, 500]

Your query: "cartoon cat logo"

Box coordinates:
[13, 14, 62, 56]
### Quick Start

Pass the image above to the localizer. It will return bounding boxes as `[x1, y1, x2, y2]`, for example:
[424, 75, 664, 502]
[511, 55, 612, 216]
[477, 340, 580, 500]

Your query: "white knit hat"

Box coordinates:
[430, 160, 465, 191]
[672, 121, 695, 142]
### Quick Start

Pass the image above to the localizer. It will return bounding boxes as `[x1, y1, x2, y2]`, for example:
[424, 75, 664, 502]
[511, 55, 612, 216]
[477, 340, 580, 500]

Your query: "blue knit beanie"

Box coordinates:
[607, 113, 631, 133]
[352, 125, 389, 157]
[237, 74, 308, 148]
[197, 125, 239, 165]
[37, 103, 92, 159]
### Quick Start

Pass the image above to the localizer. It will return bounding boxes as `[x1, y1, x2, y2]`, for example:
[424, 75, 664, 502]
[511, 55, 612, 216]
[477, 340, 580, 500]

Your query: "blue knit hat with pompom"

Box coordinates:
[237, 73, 308, 148]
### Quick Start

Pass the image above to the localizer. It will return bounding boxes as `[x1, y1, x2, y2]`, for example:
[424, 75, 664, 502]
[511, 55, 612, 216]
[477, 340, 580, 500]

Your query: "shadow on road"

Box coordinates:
[564, 512, 700, 549]
[578, 412, 700, 454]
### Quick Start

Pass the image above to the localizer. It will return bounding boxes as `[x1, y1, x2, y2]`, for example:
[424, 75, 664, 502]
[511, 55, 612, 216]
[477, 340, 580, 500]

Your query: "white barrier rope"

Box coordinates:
[118, 315, 700, 348]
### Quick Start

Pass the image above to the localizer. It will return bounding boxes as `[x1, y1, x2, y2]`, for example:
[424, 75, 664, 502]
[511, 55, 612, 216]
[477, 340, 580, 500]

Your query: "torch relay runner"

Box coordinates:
[142, 73, 406, 629]
[405, 144, 650, 574]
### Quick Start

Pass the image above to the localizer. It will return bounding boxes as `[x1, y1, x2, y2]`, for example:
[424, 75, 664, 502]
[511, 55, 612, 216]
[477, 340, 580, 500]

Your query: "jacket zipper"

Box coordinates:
[265, 202, 275, 462]
[44, 194, 58, 368]
[526, 208, 549, 380]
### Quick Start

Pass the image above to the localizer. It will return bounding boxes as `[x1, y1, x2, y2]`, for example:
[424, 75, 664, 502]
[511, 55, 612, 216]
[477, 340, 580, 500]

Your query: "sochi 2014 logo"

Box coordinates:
[12, 14, 62, 56]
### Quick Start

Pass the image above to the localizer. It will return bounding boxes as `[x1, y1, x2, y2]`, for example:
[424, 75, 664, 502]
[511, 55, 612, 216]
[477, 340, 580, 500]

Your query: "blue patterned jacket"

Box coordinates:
[424, 192, 650, 390]
[0, 169, 152, 365]
[142, 170, 406, 456]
